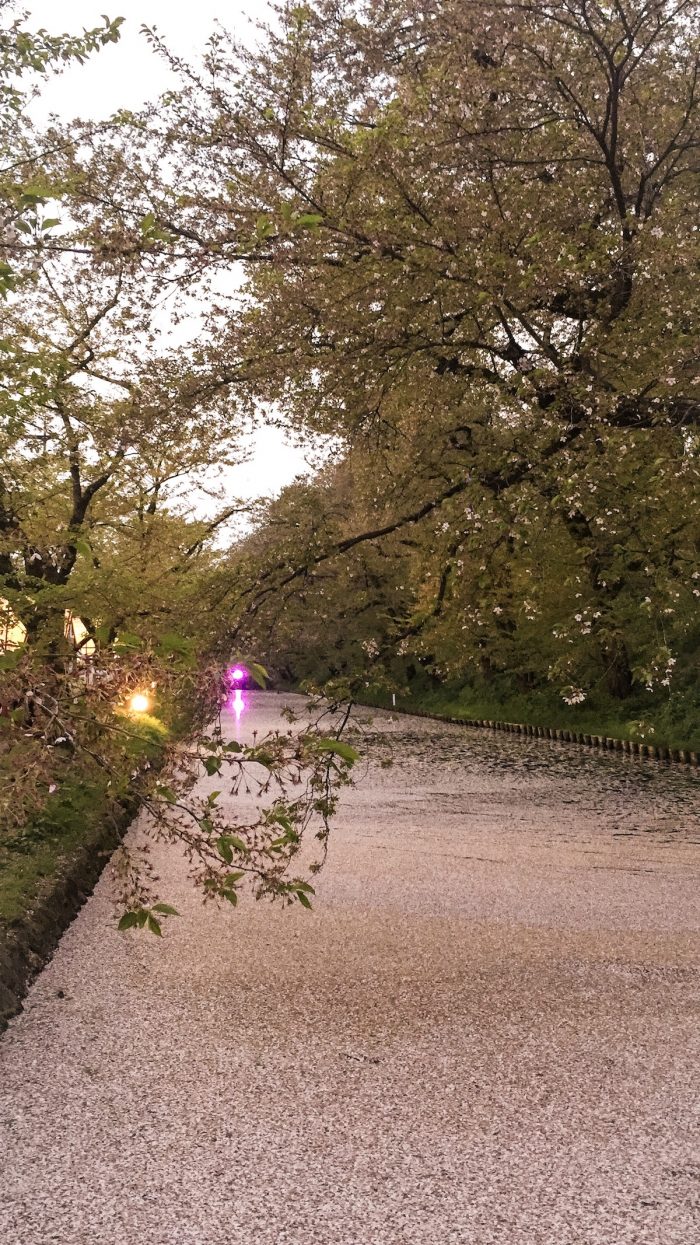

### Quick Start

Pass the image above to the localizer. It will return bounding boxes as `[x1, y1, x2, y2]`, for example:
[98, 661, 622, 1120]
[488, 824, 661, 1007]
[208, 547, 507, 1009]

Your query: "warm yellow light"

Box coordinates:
[129, 693, 150, 714]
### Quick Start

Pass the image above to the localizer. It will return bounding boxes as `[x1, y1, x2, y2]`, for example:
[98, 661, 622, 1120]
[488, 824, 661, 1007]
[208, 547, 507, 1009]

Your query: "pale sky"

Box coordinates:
[26, 1, 273, 120]
[24, 1, 314, 513]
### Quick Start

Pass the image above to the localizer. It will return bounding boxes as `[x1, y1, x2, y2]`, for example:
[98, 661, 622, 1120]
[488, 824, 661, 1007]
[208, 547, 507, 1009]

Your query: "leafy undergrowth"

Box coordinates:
[360, 681, 700, 753]
[0, 713, 169, 929]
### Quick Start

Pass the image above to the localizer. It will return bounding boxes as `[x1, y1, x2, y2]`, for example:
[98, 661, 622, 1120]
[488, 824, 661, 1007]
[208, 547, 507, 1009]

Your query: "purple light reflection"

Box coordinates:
[231, 666, 245, 682]
[230, 687, 245, 718]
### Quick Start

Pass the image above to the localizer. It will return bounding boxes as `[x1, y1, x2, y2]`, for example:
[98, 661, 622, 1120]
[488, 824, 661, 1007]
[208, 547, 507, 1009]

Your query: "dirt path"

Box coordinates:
[1, 693, 698, 1244]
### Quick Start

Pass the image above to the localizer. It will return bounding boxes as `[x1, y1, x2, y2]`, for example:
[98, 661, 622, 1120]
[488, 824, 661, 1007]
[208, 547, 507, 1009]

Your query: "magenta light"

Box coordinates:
[231, 666, 245, 682]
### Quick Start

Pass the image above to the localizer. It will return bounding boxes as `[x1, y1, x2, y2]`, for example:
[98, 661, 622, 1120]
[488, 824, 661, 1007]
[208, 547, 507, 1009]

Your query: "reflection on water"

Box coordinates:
[222, 687, 247, 742]
[228, 688, 245, 718]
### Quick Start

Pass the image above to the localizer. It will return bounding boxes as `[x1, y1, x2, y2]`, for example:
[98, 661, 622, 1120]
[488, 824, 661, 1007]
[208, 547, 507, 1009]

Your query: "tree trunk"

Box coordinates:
[602, 636, 633, 699]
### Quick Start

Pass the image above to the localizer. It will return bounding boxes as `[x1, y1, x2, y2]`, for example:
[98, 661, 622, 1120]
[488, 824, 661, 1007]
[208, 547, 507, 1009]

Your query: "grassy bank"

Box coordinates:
[0, 710, 172, 1029]
[1, 774, 115, 928]
[360, 679, 700, 754]
[0, 711, 167, 929]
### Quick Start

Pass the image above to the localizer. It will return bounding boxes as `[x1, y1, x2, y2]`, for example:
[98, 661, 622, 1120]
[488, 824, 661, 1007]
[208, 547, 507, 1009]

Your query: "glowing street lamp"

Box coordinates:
[230, 666, 245, 682]
[129, 692, 150, 714]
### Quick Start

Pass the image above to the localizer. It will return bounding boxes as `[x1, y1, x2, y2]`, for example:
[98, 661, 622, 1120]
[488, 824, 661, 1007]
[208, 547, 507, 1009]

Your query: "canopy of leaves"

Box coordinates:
[131, 0, 698, 708]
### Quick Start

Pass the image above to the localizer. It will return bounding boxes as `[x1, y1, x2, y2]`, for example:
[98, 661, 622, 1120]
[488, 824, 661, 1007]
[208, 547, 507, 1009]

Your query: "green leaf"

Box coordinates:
[216, 836, 233, 864]
[155, 785, 178, 804]
[206, 790, 222, 805]
[117, 911, 138, 931]
[152, 903, 179, 916]
[217, 833, 249, 858]
[147, 914, 162, 936]
[140, 211, 156, 234]
[248, 748, 274, 769]
[222, 889, 238, 906]
[268, 834, 292, 851]
[267, 809, 292, 831]
[247, 661, 268, 689]
[156, 631, 194, 658]
[293, 881, 315, 895]
[204, 756, 222, 776]
[41, 218, 60, 230]
[296, 212, 323, 229]
[296, 890, 313, 909]
[316, 738, 360, 764]
[113, 630, 142, 652]
[254, 214, 273, 238]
